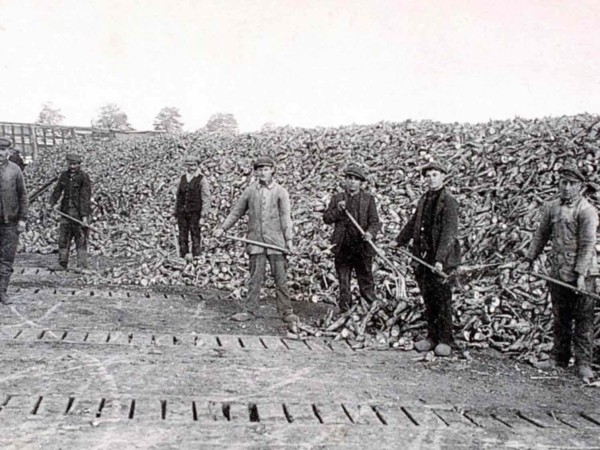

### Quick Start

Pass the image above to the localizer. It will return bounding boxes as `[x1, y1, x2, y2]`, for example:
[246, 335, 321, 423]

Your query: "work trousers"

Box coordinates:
[58, 216, 87, 268]
[415, 266, 454, 345]
[0, 224, 19, 294]
[247, 253, 292, 317]
[334, 246, 377, 311]
[177, 211, 202, 257]
[548, 282, 595, 366]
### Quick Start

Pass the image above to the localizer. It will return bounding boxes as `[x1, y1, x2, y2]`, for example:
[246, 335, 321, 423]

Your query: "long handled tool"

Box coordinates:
[394, 247, 449, 279]
[525, 271, 600, 301]
[28, 176, 59, 203]
[341, 207, 407, 298]
[54, 209, 100, 234]
[226, 235, 290, 255]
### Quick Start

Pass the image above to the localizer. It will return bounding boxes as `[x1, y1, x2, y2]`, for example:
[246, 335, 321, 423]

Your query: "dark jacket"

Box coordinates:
[9, 154, 25, 171]
[0, 160, 28, 224]
[49, 169, 92, 217]
[323, 190, 381, 256]
[175, 174, 211, 216]
[396, 187, 461, 269]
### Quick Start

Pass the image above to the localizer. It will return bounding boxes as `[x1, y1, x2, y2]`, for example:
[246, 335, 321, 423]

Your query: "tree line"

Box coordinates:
[35, 102, 240, 135]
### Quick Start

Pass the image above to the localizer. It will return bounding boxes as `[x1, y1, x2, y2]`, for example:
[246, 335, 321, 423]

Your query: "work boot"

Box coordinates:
[578, 365, 594, 383]
[434, 343, 452, 357]
[414, 339, 434, 352]
[73, 267, 93, 275]
[49, 264, 68, 272]
[283, 313, 299, 333]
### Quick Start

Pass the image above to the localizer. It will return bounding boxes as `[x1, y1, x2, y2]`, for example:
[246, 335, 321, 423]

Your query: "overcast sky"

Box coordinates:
[1, 0, 599, 132]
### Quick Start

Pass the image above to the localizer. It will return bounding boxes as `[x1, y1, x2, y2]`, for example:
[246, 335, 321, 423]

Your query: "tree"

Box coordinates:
[36, 102, 65, 126]
[92, 103, 133, 131]
[261, 122, 278, 132]
[204, 113, 238, 134]
[153, 107, 184, 134]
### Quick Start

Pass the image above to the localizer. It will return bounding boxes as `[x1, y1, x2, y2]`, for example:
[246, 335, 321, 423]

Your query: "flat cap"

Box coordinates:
[559, 164, 585, 183]
[254, 156, 275, 169]
[66, 153, 83, 163]
[344, 164, 367, 181]
[0, 137, 13, 149]
[184, 155, 199, 164]
[420, 161, 447, 175]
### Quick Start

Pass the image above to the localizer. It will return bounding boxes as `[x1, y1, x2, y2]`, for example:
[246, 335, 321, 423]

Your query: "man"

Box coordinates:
[523, 164, 597, 382]
[396, 161, 461, 357]
[213, 156, 298, 331]
[9, 147, 25, 172]
[323, 164, 381, 312]
[175, 155, 211, 258]
[49, 153, 92, 273]
[0, 138, 28, 305]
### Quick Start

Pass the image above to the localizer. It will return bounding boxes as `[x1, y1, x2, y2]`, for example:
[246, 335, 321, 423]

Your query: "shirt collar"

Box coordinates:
[258, 180, 275, 189]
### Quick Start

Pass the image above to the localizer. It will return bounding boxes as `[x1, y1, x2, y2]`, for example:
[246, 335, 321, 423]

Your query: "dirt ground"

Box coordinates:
[0, 253, 599, 449]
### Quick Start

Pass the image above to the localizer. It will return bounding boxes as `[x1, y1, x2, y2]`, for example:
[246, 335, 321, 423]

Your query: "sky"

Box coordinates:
[1, 0, 599, 132]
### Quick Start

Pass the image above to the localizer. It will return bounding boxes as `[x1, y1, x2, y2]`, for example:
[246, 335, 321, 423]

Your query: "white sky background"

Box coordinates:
[0, 0, 599, 132]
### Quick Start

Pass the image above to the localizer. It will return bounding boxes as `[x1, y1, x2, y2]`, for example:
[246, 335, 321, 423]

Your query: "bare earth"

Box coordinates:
[0, 254, 598, 449]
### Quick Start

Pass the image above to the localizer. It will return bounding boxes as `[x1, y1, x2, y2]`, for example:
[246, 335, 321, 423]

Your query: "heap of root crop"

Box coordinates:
[21, 114, 600, 361]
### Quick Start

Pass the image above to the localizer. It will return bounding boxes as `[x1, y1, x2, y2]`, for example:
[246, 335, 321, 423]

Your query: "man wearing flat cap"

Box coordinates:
[523, 163, 598, 382]
[324, 164, 381, 312]
[49, 153, 92, 273]
[0, 137, 28, 305]
[175, 155, 211, 258]
[213, 156, 299, 331]
[396, 161, 461, 357]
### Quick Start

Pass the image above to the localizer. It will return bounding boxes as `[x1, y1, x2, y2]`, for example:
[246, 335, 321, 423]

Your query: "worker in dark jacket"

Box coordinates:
[0, 137, 28, 305]
[396, 161, 461, 357]
[523, 164, 598, 382]
[49, 153, 92, 273]
[9, 148, 25, 172]
[323, 164, 382, 312]
[175, 155, 211, 258]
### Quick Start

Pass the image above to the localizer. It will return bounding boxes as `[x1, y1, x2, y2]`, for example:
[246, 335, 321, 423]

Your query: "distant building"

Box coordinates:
[0, 121, 164, 160]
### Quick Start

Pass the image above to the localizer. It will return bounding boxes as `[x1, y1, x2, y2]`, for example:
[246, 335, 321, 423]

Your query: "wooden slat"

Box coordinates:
[402, 407, 447, 429]
[342, 404, 378, 425]
[237, 336, 265, 350]
[313, 403, 351, 424]
[256, 403, 287, 423]
[258, 337, 287, 351]
[283, 403, 319, 424]
[369, 405, 417, 428]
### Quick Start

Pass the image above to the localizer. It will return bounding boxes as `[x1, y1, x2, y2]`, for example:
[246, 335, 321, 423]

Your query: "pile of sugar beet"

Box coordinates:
[21, 113, 600, 363]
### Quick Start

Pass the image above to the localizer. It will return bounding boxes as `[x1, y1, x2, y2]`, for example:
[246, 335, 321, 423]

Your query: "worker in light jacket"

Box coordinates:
[0, 137, 28, 305]
[323, 164, 381, 312]
[213, 156, 298, 332]
[396, 161, 461, 357]
[523, 164, 598, 382]
[175, 155, 211, 258]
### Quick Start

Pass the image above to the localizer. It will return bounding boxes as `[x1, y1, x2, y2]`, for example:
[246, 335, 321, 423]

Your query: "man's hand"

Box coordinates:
[363, 231, 373, 242]
[17, 220, 26, 234]
[576, 275, 586, 292]
[213, 227, 224, 238]
[337, 200, 346, 211]
[434, 262, 444, 273]
[82, 216, 89, 226]
[286, 241, 295, 254]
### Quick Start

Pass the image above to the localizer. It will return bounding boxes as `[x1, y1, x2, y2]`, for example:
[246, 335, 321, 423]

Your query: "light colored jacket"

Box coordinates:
[0, 160, 28, 224]
[221, 180, 293, 254]
[527, 197, 598, 282]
